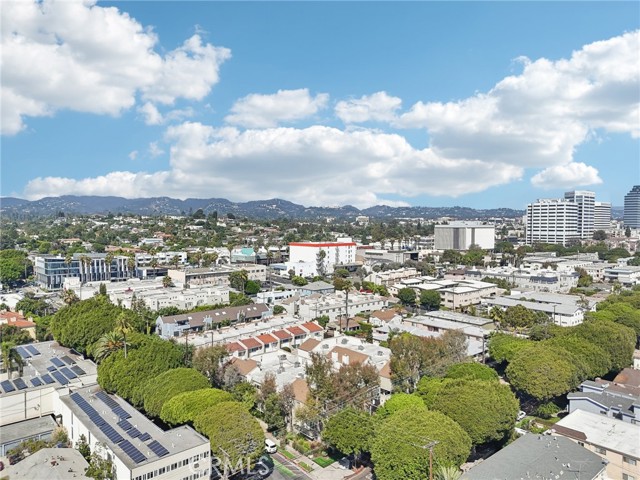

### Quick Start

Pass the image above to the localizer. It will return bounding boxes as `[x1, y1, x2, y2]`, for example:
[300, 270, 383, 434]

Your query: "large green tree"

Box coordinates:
[160, 388, 234, 426]
[506, 343, 580, 401]
[97, 333, 184, 406]
[143, 368, 210, 418]
[0, 250, 30, 287]
[192, 344, 228, 388]
[371, 408, 471, 480]
[323, 408, 375, 464]
[544, 335, 612, 379]
[375, 393, 426, 420]
[574, 320, 635, 371]
[419, 290, 441, 310]
[397, 288, 417, 306]
[51, 296, 122, 356]
[428, 379, 519, 445]
[194, 401, 265, 468]
[445, 362, 499, 382]
[487, 333, 531, 364]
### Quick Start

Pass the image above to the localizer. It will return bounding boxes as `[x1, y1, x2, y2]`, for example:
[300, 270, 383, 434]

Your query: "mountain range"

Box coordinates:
[0, 195, 532, 220]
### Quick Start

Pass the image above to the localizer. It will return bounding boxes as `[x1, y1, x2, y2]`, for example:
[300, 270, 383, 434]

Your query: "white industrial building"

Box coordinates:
[434, 222, 495, 251]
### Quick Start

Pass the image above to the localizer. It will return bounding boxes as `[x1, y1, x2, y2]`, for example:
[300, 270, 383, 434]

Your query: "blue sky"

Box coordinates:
[1, 1, 639, 209]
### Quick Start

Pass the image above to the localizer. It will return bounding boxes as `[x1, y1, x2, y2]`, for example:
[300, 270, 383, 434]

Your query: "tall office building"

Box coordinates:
[526, 199, 579, 246]
[624, 186, 640, 228]
[594, 202, 612, 230]
[434, 222, 495, 250]
[564, 190, 595, 239]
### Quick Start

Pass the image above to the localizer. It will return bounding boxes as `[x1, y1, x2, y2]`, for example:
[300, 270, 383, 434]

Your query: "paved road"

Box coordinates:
[268, 452, 312, 480]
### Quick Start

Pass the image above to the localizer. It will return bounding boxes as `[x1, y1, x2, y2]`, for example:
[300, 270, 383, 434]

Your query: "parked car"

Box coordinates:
[517, 411, 527, 421]
[264, 438, 278, 454]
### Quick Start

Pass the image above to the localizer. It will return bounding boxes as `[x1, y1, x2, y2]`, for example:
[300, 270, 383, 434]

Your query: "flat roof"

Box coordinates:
[59, 386, 209, 471]
[462, 434, 606, 480]
[555, 409, 640, 458]
[0, 415, 58, 445]
[1, 448, 90, 480]
[421, 310, 494, 327]
[0, 341, 97, 397]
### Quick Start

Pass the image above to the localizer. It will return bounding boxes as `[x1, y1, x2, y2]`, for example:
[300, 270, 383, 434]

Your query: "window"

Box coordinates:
[595, 446, 606, 455]
[624, 457, 637, 466]
[623, 474, 635, 480]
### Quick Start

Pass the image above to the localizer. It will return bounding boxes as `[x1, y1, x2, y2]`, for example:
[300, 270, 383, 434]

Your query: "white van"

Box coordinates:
[264, 438, 278, 454]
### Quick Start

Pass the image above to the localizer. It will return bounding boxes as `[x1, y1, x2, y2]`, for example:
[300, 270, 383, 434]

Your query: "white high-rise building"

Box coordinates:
[624, 185, 640, 228]
[287, 238, 356, 276]
[526, 199, 579, 246]
[564, 191, 595, 239]
[594, 202, 612, 230]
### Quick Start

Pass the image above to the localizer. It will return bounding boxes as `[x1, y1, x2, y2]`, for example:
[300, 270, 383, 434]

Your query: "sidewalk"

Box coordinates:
[265, 432, 351, 480]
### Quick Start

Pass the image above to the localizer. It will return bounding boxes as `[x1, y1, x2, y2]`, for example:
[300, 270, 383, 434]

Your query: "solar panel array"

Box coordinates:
[30, 377, 43, 387]
[60, 367, 77, 380]
[96, 390, 119, 409]
[50, 370, 69, 385]
[41, 374, 55, 384]
[13, 378, 27, 390]
[69, 390, 176, 466]
[113, 406, 131, 419]
[148, 440, 170, 457]
[0, 380, 15, 393]
[25, 345, 40, 356]
[50, 358, 65, 368]
[60, 355, 75, 365]
[71, 365, 86, 376]
[15, 346, 31, 359]
[119, 440, 147, 464]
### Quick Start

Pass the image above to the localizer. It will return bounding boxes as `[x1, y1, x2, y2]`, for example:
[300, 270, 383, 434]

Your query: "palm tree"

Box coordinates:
[93, 331, 126, 363]
[115, 312, 132, 359]
[1, 342, 24, 379]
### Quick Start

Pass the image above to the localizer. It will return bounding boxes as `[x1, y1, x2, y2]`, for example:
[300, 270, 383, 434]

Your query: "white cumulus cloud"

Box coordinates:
[0, 0, 230, 135]
[530, 162, 603, 189]
[335, 91, 402, 124]
[225, 89, 329, 128]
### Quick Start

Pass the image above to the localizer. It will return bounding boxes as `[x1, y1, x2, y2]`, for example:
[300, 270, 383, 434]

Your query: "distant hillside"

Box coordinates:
[0, 195, 524, 220]
[611, 206, 624, 220]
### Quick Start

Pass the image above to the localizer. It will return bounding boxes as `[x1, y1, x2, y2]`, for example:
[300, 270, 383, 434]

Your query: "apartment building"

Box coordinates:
[565, 190, 596, 239]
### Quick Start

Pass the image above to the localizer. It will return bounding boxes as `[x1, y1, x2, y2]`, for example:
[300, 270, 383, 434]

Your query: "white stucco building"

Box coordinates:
[434, 222, 495, 251]
[287, 238, 356, 276]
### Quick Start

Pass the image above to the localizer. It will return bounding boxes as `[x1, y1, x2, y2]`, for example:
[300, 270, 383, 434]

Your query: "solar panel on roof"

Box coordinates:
[60, 355, 75, 365]
[113, 406, 131, 419]
[71, 365, 86, 376]
[47, 365, 57, 372]
[15, 347, 31, 359]
[117, 419, 132, 431]
[99, 423, 123, 444]
[96, 390, 119, 409]
[59, 367, 77, 380]
[118, 439, 147, 464]
[51, 358, 65, 368]
[50, 370, 69, 385]
[41, 374, 55, 384]
[148, 440, 169, 457]
[70, 393, 107, 426]
[30, 377, 43, 387]
[1, 380, 15, 393]
[127, 428, 141, 438]
[138, 432, 150, 442]
[25, 345, 40, 355]
[13, 378, 27, 390]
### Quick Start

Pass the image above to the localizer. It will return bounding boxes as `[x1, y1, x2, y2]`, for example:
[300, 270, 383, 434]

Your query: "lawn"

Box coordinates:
[312, 450, 342, 468]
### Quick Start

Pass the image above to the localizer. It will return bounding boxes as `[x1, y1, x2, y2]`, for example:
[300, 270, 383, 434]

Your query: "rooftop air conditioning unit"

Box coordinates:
[358, 345, 364, 351]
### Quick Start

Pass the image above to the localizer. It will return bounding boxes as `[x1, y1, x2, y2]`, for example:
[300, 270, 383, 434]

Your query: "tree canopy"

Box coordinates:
[505, 343, 580, 401]
[573, 320, 635, 371]
[0, 249, 29, 287]
[371, 407, 471, 480]
[143, 368, 210, 418]
[419, 290, 441, 310]
[375, 393, 426, 420]
[97, 333, 184, 406]
[397, 288, 417, 305]
[487, 333, 530, 364]
[427, 379, 519, 445]
[160, 388, 234, 426]
[445, 362, 499, 382]
[193, 401, 265, 467]
[51, 295, 123, 356]
[323, 408, 375, 461]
